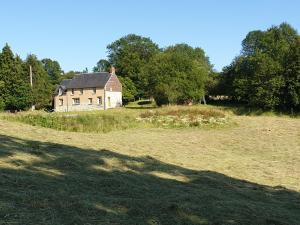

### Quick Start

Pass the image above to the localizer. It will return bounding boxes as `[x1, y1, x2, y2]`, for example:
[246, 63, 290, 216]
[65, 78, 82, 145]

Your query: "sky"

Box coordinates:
[0, 0, 299, 72]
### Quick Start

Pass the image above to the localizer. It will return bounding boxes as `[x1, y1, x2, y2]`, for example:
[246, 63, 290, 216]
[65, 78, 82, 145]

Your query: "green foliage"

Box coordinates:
[220, 23, 300, 110]
[25, 55, 52, 109]
[282, 37, 300, 110]
[41, 58, 63, 85]
[61, 70, 78, 80]
[0, 44, 32, 111]
[93, 59, 111, 72]
[144, 44, 212, 105]
[107, 34, 159, 97]
[118, 76, 138, 104]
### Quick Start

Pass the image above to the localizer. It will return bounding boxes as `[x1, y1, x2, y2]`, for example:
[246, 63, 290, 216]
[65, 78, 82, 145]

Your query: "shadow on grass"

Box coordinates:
[0, 135, 299, 225]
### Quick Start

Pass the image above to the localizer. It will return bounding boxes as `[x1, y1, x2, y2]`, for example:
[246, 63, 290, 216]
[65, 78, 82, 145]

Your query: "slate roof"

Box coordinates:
[63, 72, 112, 89]
[60, 79, 71, 88]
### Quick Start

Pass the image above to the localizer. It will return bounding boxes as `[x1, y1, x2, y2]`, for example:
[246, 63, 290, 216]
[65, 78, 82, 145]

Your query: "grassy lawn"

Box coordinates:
[0, 106, 299, 225]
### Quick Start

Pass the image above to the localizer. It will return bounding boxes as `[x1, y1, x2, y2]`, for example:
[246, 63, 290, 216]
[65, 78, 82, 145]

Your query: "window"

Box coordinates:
[97, 97, 102, 105]
[72, 98, 80, 105]
[88, 98, 93, 105]
[71, 89, 74, 95]
[92, 88, 96, 94]
[79, 89, 83, 95]
[109, 87, 112, 91]
[59, 99, 63, 106]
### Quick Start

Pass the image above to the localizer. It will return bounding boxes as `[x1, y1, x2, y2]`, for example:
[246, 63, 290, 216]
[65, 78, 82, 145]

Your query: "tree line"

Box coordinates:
[93, 35, 213, 105]
[209, 23, 300, 111]
[0, 22, 299, 111]
[0, 45, 85, 111]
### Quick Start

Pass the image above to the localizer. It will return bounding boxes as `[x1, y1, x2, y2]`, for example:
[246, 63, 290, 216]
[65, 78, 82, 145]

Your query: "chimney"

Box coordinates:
[110, 66, 116, 75]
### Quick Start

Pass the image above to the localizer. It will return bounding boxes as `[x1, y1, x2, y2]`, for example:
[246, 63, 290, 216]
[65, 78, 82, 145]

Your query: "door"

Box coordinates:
[108, 97, 111, 108]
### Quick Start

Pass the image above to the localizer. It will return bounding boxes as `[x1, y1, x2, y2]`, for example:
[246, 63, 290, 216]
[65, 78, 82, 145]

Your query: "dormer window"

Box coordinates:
[71, 89, 74, 95]
[80, 89, 83, 95]
[58, 88, 63, 96]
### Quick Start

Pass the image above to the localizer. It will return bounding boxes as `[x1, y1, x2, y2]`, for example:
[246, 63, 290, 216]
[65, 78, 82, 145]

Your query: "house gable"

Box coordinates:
[105, 74, 122, 92]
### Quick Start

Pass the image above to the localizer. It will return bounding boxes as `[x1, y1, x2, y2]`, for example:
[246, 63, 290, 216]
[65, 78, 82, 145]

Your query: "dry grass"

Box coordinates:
[0, 107, 300, 224]
[1, 105, 230, 132]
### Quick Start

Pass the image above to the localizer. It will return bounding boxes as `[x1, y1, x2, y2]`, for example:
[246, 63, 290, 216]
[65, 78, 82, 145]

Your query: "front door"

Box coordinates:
[108, 97, 111, 108]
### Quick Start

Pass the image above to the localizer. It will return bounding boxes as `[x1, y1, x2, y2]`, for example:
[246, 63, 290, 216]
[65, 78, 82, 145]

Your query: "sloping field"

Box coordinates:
[0, 110, 299, 225]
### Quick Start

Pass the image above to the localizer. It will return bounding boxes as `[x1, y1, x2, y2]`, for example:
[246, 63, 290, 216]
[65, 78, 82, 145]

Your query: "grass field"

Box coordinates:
[0, 106, 300, 225]
[1, 105, 229, 133]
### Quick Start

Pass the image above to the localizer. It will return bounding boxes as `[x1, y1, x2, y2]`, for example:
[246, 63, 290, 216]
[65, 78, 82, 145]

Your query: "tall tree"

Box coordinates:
[25, 55, 52, 109]
[0, 44, 32, 110]
[41, 58, 63, 86]
[221, 23, 300, 110]
[283, 37, 300, 110]
[144, 44, 212, 105]
[93, 59, 110, 72]
[118, 76, 137, 104]
[107, 34, 160, 97]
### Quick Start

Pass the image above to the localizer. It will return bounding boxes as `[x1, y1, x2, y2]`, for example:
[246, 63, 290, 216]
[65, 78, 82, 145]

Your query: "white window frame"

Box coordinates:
[88, 98, 93, 105]
[72, 98, 80, 105]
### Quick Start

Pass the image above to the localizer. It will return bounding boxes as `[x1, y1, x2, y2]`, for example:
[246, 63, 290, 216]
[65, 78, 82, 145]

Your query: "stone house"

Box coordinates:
[53, 68, 122, 112]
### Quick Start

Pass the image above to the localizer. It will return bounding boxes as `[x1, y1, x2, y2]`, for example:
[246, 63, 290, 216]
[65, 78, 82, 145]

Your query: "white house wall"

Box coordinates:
[105, 91, 122, 109]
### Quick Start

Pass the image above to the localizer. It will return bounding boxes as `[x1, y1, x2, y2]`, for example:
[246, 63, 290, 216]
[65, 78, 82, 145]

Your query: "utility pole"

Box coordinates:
[30, 65, 33, 87]
[29, 65, 35, 111]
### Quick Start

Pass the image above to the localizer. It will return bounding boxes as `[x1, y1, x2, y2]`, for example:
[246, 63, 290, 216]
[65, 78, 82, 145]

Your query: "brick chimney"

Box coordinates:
[110, 66, 116, 75]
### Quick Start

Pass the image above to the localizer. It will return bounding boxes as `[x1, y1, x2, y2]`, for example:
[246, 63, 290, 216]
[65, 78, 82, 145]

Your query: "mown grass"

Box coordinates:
[1, 105, 231, 133]
[0, 113, 299, 225]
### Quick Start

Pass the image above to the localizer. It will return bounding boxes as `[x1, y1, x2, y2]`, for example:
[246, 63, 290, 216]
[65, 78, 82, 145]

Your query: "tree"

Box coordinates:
[118, 77, 137, 104]
[221, 23, 300, 110]
[25, 55, 52, 109]
[0, 80, 4, 110]
[0, 44, 32, 110]
[93, 59, 110, 72]
[143, 44, 212, 105]
[41, 58, 63, 86]
[61, 71, 78, 80]
[283, 37, 300, 110]
[107, 34, 160, 97]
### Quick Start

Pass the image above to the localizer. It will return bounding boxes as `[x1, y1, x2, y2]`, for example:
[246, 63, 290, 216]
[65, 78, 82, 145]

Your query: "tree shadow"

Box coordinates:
[0, 134, 299, 225]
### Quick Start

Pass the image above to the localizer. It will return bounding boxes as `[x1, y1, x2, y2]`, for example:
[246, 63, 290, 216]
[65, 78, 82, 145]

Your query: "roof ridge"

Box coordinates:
[62, 72, 112, 89]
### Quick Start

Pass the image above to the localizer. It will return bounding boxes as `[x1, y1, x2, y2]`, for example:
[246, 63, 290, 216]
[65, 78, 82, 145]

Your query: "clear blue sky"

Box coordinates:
[0, 0, 299, 72]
